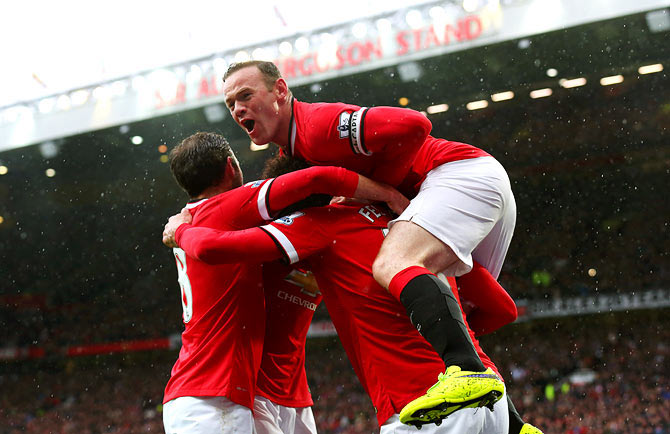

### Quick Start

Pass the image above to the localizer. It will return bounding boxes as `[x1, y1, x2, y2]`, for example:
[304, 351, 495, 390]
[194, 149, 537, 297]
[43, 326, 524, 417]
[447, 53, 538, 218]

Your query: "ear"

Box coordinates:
[226, 156, 236, 174]
[275, 78, 290, 104]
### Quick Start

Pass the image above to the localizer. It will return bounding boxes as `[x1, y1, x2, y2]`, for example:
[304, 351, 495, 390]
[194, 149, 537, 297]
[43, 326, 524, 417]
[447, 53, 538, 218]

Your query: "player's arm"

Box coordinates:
[456, 261, 518, 336]
[356, 106, 431, 154]
[173, 210, 328, 265]
[353, 106, 431, 186]
[267, 166, 409, 216]
[174, 224, 282, 264]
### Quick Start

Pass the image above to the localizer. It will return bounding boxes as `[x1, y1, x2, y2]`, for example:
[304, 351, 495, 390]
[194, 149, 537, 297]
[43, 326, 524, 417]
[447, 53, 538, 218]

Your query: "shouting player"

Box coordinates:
[221, 60, 517, 426]
[161, 132, 408, 434]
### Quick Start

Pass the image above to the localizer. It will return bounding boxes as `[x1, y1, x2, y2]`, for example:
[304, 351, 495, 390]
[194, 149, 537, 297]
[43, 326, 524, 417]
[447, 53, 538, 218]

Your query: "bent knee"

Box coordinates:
[372, 253, 397, 290]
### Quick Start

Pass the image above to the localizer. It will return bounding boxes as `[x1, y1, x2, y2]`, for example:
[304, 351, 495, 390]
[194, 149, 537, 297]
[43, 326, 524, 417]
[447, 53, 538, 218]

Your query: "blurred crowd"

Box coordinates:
[1, 309, 668, 434]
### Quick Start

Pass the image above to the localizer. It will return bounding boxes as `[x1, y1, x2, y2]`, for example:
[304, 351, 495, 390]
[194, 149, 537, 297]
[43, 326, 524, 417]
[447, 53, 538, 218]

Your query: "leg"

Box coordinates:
[253, 396, 284, 434]
[373, 220, 460, 289]
[506, 395, 525, 434]
[294, 406, 318, 434]
[373, 221, 485, 371]
[379, 158, 514, 427]
[164, 396, 255, 434]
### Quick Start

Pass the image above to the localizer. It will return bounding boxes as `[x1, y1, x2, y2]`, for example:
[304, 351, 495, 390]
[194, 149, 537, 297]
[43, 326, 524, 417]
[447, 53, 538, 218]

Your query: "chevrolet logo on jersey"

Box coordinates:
[338, 112, 351, 138]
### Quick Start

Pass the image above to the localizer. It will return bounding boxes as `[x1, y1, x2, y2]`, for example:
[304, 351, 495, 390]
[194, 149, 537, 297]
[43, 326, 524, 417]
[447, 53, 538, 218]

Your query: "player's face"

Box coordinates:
[223, 67, 281, 146]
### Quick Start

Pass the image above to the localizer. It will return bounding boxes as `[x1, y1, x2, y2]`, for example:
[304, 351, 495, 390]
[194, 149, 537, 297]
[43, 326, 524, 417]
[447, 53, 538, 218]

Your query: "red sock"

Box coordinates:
[388, 266, 433, 301]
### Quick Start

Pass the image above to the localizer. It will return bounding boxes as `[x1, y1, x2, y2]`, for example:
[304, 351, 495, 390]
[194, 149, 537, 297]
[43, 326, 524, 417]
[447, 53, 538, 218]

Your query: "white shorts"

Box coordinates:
[380, 389, 509, 434]
[253, 396, 317, 434]
[391, 157, 516, 278]
[163, 396, 256, 434]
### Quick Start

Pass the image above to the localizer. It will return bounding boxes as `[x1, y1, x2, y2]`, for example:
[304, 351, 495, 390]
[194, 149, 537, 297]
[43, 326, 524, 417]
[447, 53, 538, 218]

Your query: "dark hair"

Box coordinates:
[262, 154, 331, 215]
[262, 152, 311, 178]
[169, 132, 236, 198]
[223, 60, 285, 92]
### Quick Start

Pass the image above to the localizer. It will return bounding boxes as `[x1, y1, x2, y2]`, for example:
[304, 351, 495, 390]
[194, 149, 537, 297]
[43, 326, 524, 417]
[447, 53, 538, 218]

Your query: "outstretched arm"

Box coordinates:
[174, 224, 282, 264]
[457, 261, 518, 336]
[268, 166, 409, 216]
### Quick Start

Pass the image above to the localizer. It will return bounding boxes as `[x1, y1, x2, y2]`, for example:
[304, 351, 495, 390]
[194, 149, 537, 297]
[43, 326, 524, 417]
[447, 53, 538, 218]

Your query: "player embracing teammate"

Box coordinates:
[160, 59, 544, 433]
[221, 60, 514, 426]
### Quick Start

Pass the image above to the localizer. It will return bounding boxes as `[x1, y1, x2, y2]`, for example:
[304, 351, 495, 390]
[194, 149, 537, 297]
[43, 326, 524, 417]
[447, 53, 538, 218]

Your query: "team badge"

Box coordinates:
[338, 112, 351, 139]
[275, 211, 305, 225]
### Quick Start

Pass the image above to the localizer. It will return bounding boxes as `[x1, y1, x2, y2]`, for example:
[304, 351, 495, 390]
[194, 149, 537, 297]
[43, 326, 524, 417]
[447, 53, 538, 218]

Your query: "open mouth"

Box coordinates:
[242, 119, 255, 133]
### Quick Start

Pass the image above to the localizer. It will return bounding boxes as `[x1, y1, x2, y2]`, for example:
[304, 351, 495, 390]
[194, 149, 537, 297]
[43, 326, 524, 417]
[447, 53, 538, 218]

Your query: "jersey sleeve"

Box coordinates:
[226, 167, 357, 227]
[174, 224, 282, 264]
[301, 103, 431, 187]
[351, 106, 431, 156]
[265, 166, 358, 217]
[259, 209, 331, 265]
[457, 262, 518, 336]
[361, 106, 432, 186]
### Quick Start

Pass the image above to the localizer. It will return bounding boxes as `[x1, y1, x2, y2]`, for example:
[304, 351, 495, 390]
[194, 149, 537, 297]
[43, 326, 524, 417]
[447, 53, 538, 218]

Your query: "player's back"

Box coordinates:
[291, 202, 500, 425]
[164, 189, 267, 410]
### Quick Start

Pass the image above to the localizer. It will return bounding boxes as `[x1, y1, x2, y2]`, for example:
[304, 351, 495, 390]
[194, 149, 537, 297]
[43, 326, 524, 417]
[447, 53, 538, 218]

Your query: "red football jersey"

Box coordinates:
[163, 181, 273, 408]
[256, 261, 322, 408]
[164, 166, 358, 409]
[261, 203, 501, 426]
[288, 99, 490, 195]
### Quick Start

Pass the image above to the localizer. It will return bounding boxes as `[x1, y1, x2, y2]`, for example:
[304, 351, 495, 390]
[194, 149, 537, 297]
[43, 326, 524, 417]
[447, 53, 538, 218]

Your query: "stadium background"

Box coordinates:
[1, 1, 668, 432]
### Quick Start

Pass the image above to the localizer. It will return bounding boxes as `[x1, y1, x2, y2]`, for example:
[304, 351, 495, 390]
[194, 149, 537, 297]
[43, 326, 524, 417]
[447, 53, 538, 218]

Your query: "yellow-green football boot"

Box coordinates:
[399, 366, 504, 428]
[520, 423, 544, 433]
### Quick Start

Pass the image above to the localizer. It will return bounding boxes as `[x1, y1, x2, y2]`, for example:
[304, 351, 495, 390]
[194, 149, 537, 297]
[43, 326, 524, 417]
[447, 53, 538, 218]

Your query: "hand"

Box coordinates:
[162, 208, 192, 248]
[329, 196, 347, 205]
[385, 188, 410, 216]
[353, 175, 410, 216]
[286, 270, 320, 296]
[329, 196, 371, 206]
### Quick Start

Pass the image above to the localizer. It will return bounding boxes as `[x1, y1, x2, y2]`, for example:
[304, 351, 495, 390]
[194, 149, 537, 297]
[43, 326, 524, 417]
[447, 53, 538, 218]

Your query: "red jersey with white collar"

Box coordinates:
[164, 166, 358, 408]
[164, 183, 269, 408]
[256, 261, 321, 408]
[288, 99, 490, 195]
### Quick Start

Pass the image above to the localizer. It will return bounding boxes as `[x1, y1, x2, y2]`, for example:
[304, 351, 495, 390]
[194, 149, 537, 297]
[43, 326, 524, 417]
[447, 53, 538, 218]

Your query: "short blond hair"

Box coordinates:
[223, 60, 282, 91]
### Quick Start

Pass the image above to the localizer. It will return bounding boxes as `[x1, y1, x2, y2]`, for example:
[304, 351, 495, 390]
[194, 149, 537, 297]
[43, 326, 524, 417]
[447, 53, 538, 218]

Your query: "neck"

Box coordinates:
[274, 97, 294, 149]
[192, 180, 232, 201]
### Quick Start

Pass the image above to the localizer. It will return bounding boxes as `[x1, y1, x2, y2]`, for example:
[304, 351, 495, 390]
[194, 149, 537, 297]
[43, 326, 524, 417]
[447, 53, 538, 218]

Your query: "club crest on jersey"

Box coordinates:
[337, 112, 351, 139]
[275, 211, 304, 225]
[245, 180, 264, 188]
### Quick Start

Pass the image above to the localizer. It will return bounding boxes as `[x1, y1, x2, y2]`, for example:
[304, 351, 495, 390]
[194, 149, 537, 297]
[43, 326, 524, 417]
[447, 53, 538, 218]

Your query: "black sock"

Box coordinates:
[507, 395, 525, 434]
[399, 273, 485, 372]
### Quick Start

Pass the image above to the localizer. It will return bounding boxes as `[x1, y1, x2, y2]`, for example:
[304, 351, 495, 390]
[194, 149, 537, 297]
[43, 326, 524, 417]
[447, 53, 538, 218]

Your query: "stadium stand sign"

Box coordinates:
[517, 288, 670, 320]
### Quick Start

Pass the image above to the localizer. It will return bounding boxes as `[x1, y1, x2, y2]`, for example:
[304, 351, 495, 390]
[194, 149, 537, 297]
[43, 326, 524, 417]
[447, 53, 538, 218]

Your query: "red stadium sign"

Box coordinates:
[155, 14, 488, 109]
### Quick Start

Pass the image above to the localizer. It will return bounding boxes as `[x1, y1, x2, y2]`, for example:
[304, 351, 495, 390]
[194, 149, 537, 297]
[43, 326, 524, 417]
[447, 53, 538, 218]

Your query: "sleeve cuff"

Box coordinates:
[174, 223, 193, 246]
